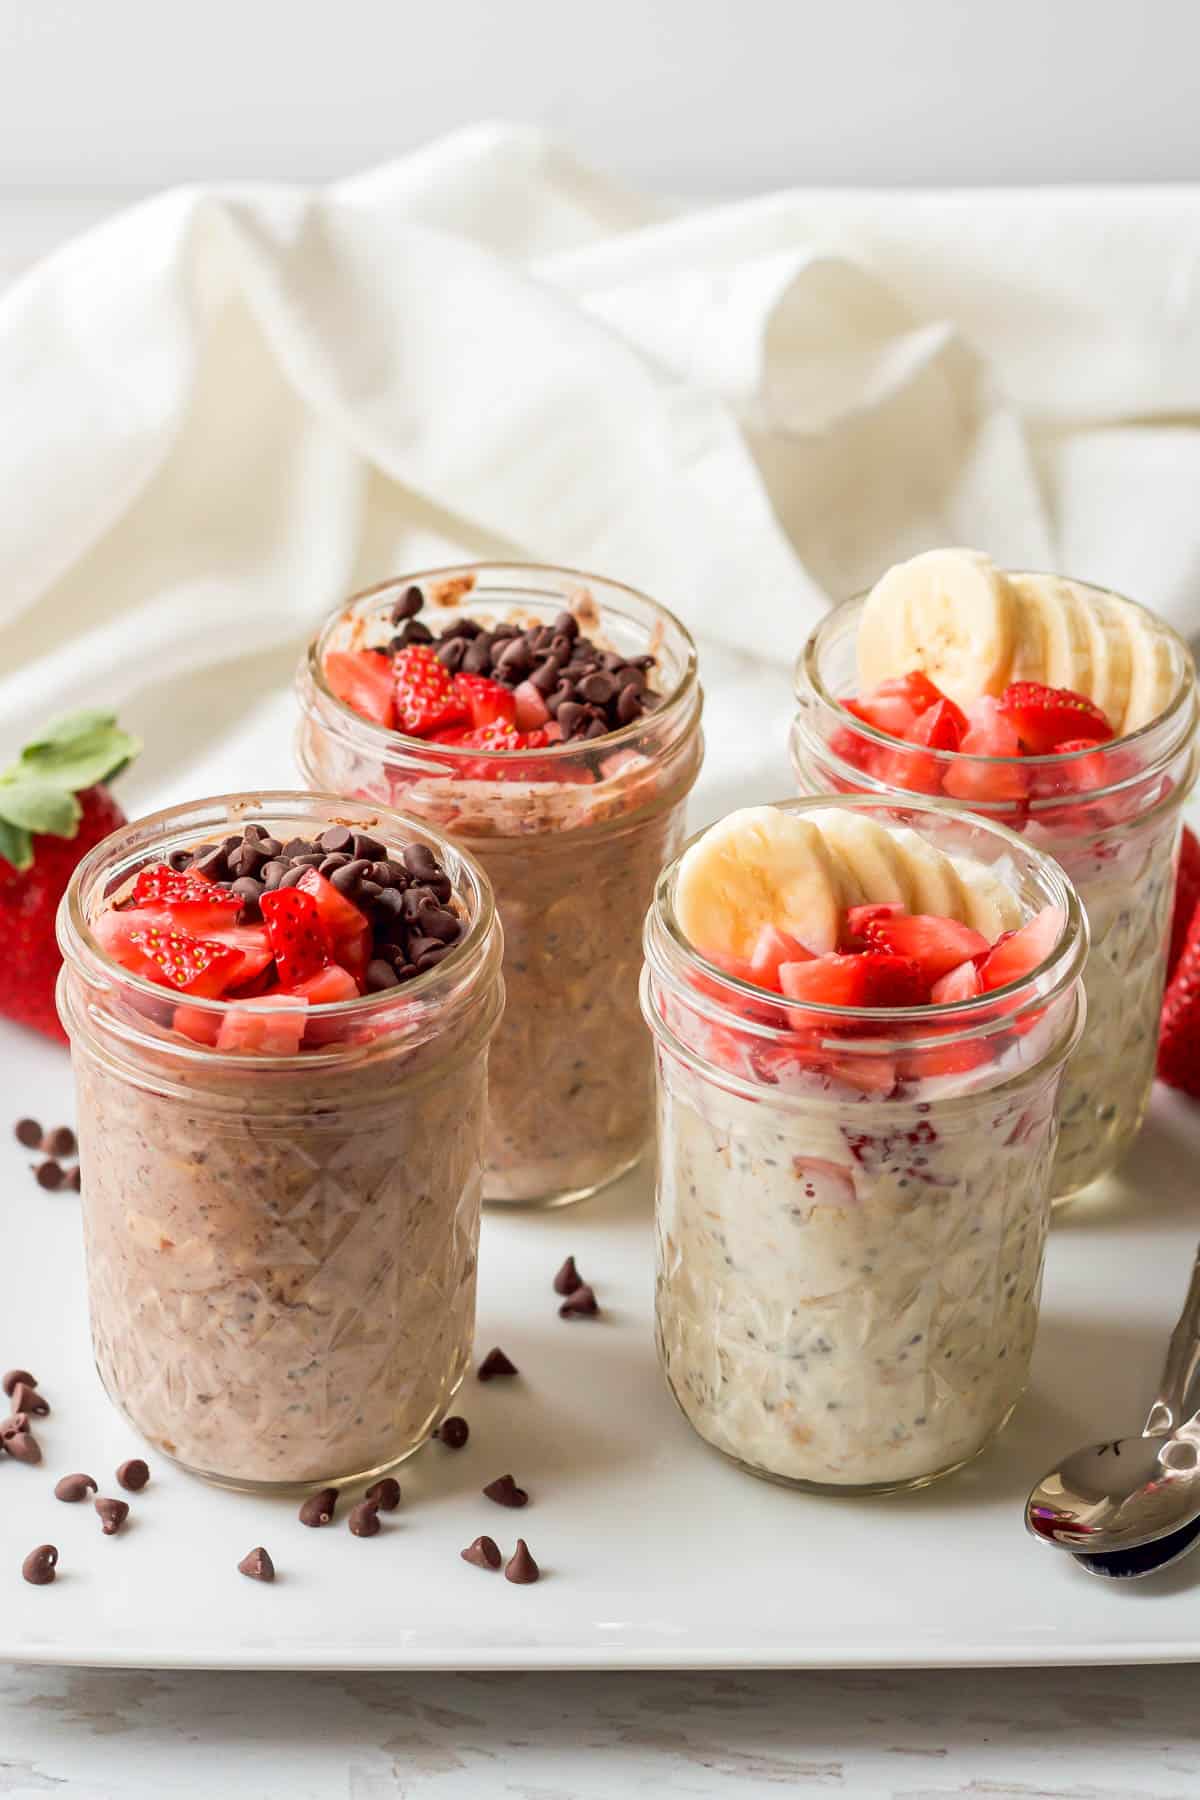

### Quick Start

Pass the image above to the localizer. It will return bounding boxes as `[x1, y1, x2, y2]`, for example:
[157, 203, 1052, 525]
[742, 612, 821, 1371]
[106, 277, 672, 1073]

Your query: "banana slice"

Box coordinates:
[1079, 588, 1133, 729]
[807, 808, 917, 912]
[674, 806, 847, 959]
[1111, 597, 1182, 733]
[1013, 573, 1093, 695]
[952, 856, 1024, 940]
[857, 549, 1022, 704]
[888, 826, 972, 922]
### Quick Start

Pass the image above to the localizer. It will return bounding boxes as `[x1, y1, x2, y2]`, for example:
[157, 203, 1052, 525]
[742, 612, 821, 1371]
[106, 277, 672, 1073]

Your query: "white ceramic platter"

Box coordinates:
[2, 1017, 1200, 1671]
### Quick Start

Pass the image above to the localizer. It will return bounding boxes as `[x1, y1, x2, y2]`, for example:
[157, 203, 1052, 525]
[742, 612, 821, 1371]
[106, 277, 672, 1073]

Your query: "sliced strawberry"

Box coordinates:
[863, 914, 990, 985]
[259, 889, 332, 989]
[216, 997, 308, 1055]
[844, 693, 918, 737]
[1169, 826, 1200, 980]
[780, 950, 925, 1008]
[453, 672, 517, 731]
[293, 868, 371, 978]
[324, 649, 397, 730]
[511, 680, 551, 732]
[1000, 681, 1114, 754]
[978, 905, 1065, 991]
[929, 958, 984, 1004]
[842, 902, 906, 950]
[870, 672, 955, 717]
[130, 865, 243, 934]
[125, 927, 242, 997]
[205, 924, 275, 990]
[941, 699, 1027, 804]
[749, 925, 814, 991]
[291, 963, 361, 1003]
[393, 645, 468, 737]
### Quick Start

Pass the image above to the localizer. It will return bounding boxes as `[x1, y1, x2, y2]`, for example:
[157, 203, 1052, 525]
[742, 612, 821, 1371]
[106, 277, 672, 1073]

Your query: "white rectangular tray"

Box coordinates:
[4, 1016, 1200, 1671]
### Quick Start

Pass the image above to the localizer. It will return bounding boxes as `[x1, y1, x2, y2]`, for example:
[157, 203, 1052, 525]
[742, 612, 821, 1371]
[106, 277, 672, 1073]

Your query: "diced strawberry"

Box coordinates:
[294, 868, 371, 978]
[1158, 897, 1200, 1098]
[870, 672, 954, 717]
[512, 680, 551, 732]
[978, 905, 1065, 991]
[125, 927, 242, 997]
[1169, 826, 1200, 981]
[205, 924, 275, 990]
[875, 698, 964, 795]
[453, 673, 517, 731]
[844, 694, 918, 737]
[842, 902, 906, 950]
[999, 681, 1114, 754]
[324, 649, 397, 730]
[749, 925, 814, 991]
[792, 1157, 859, 1207]
[941, 698, 1027, 804]
[864, 914, 990, 984]
[827, 1052, 900, 1094]
[172, 1005, 221, 1047]
[393, 645, 468, 737]
[216, 997, 308, 1055]
[780, 950, 926, 1008]
[291, 963, 361, 1003]
[929, 958, 984, 1004]
[829, 726, 880, 779]
[259, 889, 332, 989]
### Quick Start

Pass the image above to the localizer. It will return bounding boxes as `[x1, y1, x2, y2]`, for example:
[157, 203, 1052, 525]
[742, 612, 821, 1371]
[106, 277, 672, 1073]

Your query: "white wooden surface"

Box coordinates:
[3, 186, 1199, 1800]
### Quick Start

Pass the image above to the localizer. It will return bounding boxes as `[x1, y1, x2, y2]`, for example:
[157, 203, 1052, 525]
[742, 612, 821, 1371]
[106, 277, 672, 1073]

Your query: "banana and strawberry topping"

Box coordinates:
[323, 580, 658, 769]
[675, 805, 1058, 1020]
[93, 823, 464, 1051]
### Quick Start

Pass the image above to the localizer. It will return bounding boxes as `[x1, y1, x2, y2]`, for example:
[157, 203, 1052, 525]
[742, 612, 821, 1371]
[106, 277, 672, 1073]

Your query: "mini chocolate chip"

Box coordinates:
[353, 834, 385, 862]
[364, 1477, 401, 1511]
[556, 701, 587, 737]
[229, 877, 264, 916]
[435, 637, 467, 671]
[401, 885, 433, 922]
[497, 638, 534, 676]
[406, 935, 444, 964]
[331, 858, 369, 892]
[282, 838, 317, 859]
[291, 852, 325, 869]
[192, 848, 227, 880]
[116, 1458, 150, 1492]
[4, 1430, 41, 1464]
[348, 1501, 381, 1537]
[221, 835, 243, 857]
[319, 825, 353, 854]
[584, 719, 609, 740]
[22, 1545, 57, 1586]
[44, 1125, 76, 1158]
[505, 1539, 540, 1584]
[2, 1369, 36, 1396]
[417, 906, 460, 944]
[461, 1535, 501, 1570]
[416, 943, 454, 971]
[391, 584, 424, 623]
[396, 619, 433, 646]
[11, 1383, 48, 1416]
[483, 1474, 528, 1508]
[477, 1347, 518, 1381]
[559, 1283, 600, 1319]
[553, 1256, 583, 1296]
[578, 672, 617, 706]
[489, 623, 521, 642]
[55, 1473, 97, 1503]
[529, 658, 563, 695]
[65, 1167, 82, 1192]
[35, 1161, 63, 1191]
[238, 1546, 275, 1582]
[438, 617, 482, 641]
[435, 1416, 469, 1450]
[260, 859, 289, 889]
[461, 637, 494, 674]
[616, 685, 644, 725]
[381, 861, 409, 887]
[299, 1487, 338, 1528]
[15, 1119, 42, 1149]
[278, 866, 306, 889]
[166, 849, 193, 872]
[553, 610, 579, 640]
[364, 959, 400, 992]
[256, 835, 283, 859]
[403, 842, 442, 880]
[95, 1497, 129, 1535]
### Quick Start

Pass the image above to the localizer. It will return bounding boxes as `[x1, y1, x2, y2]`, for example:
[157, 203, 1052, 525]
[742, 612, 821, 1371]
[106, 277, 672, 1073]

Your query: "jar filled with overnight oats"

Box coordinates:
[642, 796, 1087, 1494]
[791, 560, 1198, 1202]
[56, 792, 503, 1493]
[296, 565, 704, 1208]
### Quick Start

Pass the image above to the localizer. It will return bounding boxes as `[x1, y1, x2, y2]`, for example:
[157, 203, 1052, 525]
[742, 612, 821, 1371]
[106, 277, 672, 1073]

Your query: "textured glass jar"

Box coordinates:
[792, 579, 1197, 1201]
[57, 793, 503, 1494]
[642, 796, 1087, 1495]
[297, 564, 704, 1208]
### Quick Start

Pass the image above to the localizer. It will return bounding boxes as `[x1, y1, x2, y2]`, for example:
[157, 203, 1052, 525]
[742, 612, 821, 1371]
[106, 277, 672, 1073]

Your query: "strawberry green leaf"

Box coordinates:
[0, 816, 32, 872]
[0, 779, 82, 840]
[9, 710, 140, 794]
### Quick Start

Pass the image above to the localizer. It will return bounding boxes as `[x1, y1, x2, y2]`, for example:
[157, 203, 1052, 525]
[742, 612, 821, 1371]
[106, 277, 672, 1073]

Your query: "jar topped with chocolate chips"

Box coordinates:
[297, 564, 705, 1208]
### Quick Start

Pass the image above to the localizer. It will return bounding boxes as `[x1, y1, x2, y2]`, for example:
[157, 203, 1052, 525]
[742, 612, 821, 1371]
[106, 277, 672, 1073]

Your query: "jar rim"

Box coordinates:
[644, 794, 1088, 1038]
[796, 571, 1198, 772]
[57, 789, 502, 1069]
[303, 561, 701, 767]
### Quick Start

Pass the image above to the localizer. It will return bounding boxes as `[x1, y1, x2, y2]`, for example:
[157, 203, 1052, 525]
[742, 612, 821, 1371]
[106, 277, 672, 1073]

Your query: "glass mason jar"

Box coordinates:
[791, 580, 1198, 1202]
[296, 564, 704, 1208]
[56, 792, 504, 1494]
[642, 796, 1087, 1495]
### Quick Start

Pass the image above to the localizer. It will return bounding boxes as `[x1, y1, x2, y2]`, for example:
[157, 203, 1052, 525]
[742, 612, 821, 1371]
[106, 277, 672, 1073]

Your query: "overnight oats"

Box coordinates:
[642, 796, 1087, 1492]
[297, 565, 703, 1207]
[791, 549, 1198, 1199]
[56, 793, 503, 1492]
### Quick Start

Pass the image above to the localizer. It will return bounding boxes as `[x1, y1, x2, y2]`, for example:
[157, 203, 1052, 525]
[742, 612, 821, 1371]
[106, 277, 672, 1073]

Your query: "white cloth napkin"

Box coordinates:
[3, 121, 1200, 818]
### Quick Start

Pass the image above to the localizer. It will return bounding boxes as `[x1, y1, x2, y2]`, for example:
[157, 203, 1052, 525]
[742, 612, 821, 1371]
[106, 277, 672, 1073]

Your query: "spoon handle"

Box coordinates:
[1144, 1243, 1200, 1437]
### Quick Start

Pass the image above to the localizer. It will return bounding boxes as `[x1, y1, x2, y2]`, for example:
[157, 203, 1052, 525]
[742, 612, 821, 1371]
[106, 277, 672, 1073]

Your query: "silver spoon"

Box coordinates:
[1025, 1245, 1200, 1565]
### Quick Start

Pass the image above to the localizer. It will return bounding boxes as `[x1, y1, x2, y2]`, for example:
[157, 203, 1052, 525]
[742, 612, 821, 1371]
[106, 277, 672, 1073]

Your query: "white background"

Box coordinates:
[2, 0, 1200, 195]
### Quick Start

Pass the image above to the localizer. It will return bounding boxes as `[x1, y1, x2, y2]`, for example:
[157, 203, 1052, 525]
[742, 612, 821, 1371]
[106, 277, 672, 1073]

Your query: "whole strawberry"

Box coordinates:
[1168, 825, 1200, 982]
[0, 711, 139, 1041]
[1159, 894, 1200, 1100]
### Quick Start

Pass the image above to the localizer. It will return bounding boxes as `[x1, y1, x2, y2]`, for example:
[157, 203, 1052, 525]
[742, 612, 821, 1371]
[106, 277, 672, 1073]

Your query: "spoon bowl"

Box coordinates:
[1026, 1428, 1200, 1554]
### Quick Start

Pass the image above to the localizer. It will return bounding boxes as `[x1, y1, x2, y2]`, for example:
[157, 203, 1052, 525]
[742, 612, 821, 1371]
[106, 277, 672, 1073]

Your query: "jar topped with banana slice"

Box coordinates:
[647, 799, 1086, 1490]
[642, 795, 1087, 1494]
[791, 551, 1198, 1201]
